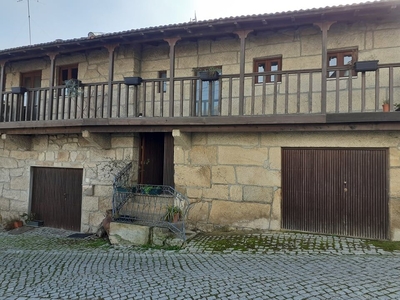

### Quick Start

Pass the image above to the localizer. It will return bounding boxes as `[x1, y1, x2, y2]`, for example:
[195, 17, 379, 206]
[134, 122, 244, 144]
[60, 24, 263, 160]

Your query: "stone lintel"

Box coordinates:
[1, 133, 32, 150]
[82, 130, 111, 149]
[172, 129, 192, 150]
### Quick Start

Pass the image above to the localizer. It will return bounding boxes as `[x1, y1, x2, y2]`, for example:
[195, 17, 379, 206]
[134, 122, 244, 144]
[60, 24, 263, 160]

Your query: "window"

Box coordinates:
[253, 56, 282, 83]
[158, 70, 167, 93]
[195, 67, 221, 116]
[328, 49, 357, 78]
[58, 64, 78, 85]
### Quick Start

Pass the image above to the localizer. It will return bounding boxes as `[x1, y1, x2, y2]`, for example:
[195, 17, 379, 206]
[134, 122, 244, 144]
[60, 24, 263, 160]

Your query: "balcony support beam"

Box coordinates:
[1, 133, 32, 150]
[172, 129, 191, 150]
[314, 21, 336, 114]
[165, 37, 180, 117]
[47, 53, 58, 120]
[82, 130, 111, 149]
[234, 30, 252, 116]
[106, 44, 118, 118]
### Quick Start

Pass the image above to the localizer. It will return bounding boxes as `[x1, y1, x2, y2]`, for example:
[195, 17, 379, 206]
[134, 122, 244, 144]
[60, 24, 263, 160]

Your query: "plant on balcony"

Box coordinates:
[65, 79, 82, 97]
[382, 99, 390, 112]
[195, 67, 220, 81]
[164, 205, 182, 223]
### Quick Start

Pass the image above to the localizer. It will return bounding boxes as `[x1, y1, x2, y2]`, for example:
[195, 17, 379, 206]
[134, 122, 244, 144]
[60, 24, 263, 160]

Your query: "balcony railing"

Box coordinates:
[1, 64, 400, 123]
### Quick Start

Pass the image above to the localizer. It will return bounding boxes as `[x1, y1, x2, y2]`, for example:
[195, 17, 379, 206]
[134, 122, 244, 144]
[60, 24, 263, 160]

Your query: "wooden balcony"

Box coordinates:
[2, 64, 400, 134]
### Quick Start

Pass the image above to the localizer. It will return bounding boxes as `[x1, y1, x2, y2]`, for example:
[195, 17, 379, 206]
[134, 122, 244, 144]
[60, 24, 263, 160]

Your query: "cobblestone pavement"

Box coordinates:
[0, 227, 400, 300]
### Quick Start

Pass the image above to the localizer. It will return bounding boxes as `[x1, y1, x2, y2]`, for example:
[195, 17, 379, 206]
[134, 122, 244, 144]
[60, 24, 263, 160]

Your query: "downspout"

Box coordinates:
[164, 37, 180, 117]
[47, 52, 57, 120]
[234, 30, 252, 116]
[106, 44, 118, 118]
[314, 22, 336, 114]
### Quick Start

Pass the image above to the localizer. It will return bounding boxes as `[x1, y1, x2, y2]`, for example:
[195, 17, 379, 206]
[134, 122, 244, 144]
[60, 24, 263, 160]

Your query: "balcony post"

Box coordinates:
[234, 30, 252, 116]
[0, 60, 6, 121]
[106, 44, 118, 118]
[47, 52, 58, 120]
[314, 22, 335, 114]
[164, 37, 180, 117]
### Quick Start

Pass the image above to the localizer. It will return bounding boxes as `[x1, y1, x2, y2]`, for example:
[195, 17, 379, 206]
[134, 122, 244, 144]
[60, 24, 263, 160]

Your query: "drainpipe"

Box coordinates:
[47, 52, 58, 120]
[0, 60, 5, 121]
[314, 22, 336, 114]
[164, 37, 180, 117]
[234, 30, 252, 116]
[106, 44, 118, 118]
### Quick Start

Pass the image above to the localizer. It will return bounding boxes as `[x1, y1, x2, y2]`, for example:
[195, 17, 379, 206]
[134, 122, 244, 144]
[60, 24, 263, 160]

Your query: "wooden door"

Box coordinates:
[21, 71, 41, 120]
[282, 148, 388, 239]
[139, 132, 174, 186]
[31, 167, 82, 231]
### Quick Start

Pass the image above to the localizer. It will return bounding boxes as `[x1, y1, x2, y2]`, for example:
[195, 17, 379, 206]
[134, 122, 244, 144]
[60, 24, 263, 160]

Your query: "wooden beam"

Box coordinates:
[105, 44, 118, 118]
[0, 60, 6, 121]
[1, 133, 32, 150]
[47, 52, 58, 121]
[82, 130, 111, 149]
[164, 37, 180, 117]
[172, 129, 192, 150]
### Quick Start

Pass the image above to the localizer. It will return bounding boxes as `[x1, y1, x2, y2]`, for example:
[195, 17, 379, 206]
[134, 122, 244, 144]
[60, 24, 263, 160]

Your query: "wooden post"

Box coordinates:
[314, 22, 336, 114]
[106, 44, 118, 118]
[234, 30, 252, 116]
[164, 37, 180, 117]
[47, 52, 58, 120]
[0, 60, 6, 121]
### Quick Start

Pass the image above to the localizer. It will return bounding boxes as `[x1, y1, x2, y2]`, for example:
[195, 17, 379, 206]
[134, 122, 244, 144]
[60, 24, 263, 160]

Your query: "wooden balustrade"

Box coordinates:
[1, 64, 400, 124]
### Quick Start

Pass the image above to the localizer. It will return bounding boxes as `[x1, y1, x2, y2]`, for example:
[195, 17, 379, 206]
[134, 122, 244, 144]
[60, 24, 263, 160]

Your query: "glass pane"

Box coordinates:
[257, 63, 265, 83]
[71, 68, 78, 79]
[328, 56, 337, 77]
[195, 68, 221, 116]
[270, 62, 278, 82]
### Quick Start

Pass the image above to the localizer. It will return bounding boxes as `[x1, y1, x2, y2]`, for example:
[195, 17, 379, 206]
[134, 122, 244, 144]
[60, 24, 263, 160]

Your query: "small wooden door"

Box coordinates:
[31, 167, 82, 231]
[139, 132, 174, 186]
[21, 71, 41, 120]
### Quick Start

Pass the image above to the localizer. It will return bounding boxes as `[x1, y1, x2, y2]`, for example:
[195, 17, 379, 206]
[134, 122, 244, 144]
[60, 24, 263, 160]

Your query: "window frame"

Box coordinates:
[253, 56, 282, 84]
[58, 64, 79, 86]
[158, 70, 167, 93]
[327, 48, 357, 78]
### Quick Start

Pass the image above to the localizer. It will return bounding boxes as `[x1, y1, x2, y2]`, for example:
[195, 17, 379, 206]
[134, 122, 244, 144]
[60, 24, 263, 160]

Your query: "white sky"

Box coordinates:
[0, 0, 366, 50]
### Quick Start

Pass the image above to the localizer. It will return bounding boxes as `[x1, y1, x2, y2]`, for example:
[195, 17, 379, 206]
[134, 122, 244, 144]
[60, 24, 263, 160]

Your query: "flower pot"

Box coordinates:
[11, 87, 27, 94]
[199, 71, 219, 81]
[172, 213, 180, 223]
[354, 60, 379, 72]
[26, 220, 44, 227]
[382, 103, 390, 112]
[124, 77, 142, 86]
[13, 220, 23, 228]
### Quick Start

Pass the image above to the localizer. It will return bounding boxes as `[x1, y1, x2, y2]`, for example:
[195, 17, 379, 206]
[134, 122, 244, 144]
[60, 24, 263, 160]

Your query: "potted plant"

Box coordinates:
[20, 212, 44, 227]
[164, 205, 182, 223]
[2, 216, 23, 230]
[382, 99, 390, 112]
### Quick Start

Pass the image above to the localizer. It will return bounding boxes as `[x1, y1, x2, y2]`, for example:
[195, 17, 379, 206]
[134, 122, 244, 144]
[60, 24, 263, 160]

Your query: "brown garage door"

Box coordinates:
[282, 148, 388, 240]
[31, 167, 83, 231]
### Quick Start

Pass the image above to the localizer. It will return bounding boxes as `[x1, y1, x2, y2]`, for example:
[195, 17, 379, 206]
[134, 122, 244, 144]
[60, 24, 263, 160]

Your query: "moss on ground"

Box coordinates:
[366, 240, 400, 252]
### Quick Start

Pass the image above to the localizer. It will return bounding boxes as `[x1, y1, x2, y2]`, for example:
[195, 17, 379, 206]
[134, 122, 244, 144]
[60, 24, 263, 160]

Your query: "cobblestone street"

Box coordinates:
[1, 228, 400, 299]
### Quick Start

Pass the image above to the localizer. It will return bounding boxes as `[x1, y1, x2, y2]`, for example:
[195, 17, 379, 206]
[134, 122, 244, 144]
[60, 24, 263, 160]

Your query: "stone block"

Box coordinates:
[57, 151, 70, 162]
[186, 188, 203, 199]
[174, 147, 186, 164]
[243, 186, 273, 203]
[269, 147, 281, 170]
[109, 222, 150, 246]
[10, 199, 27, 212]
[218, 146, 269, 166]
[236, 166, 281, 187]
[94, 185, 113, 197]
[10, 176, 29, 190]
[0, 169, 10, 183]
[175, 165, 211, 188]
[111, 136, 134, 148]
[209, 200, 271, 228]
[152, 227, 173, 246]
[390, 147, 400, 167]
[390, 169, 400, 197]
[207, 133, 258, 146]
[202, 185, 229, 200]
[230, 185, 243, 201]
[0, 157, 17, 169]
[188, 202, 209, 223]
[212, 166, 236, 184]
[0, 197, 10, 210]
[82, 196, 99, 212]
[191, 133, 207, 145]
[189, 146, 217, 165]
[83, 185, 94, 196]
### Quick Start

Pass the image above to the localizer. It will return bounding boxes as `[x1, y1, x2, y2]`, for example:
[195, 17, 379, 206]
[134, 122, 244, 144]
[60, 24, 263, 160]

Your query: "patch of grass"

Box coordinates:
[366, 240, 400, 252]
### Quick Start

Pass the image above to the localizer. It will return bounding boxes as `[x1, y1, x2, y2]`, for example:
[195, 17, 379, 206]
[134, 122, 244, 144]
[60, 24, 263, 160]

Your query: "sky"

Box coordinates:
[0, 0, 366, 50]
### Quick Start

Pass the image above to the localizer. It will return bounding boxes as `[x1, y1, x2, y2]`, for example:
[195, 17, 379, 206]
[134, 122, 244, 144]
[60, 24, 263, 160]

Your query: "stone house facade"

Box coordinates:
[1, 1, 400, 240]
